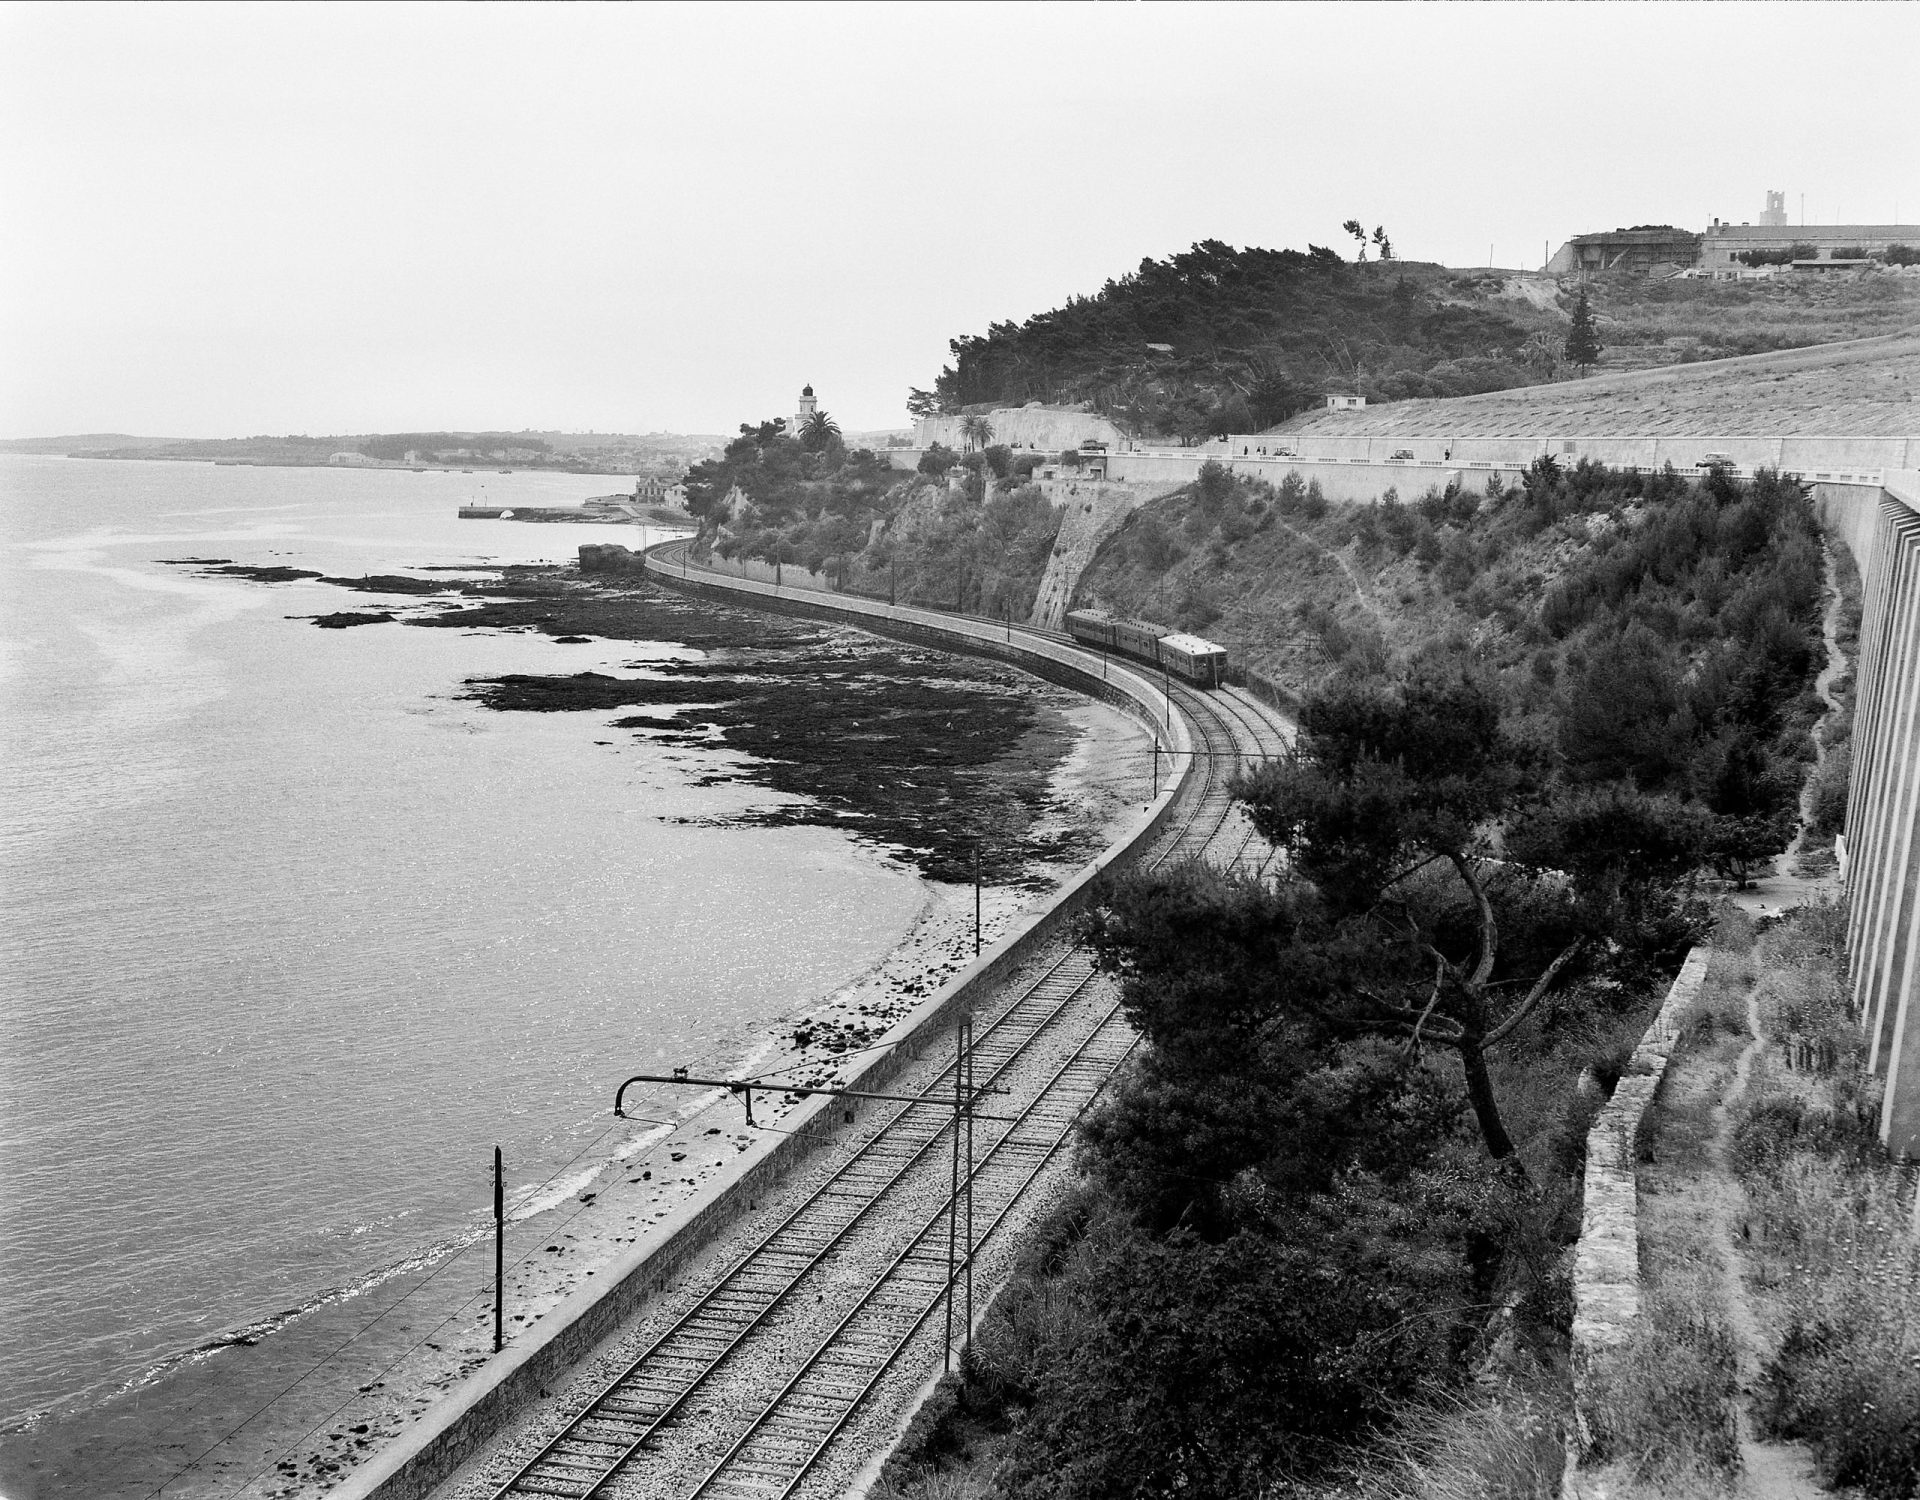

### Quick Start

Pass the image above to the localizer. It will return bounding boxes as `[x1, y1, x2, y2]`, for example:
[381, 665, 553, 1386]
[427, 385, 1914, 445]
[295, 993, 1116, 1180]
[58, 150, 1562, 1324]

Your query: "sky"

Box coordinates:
[3, 1, 1917, 440]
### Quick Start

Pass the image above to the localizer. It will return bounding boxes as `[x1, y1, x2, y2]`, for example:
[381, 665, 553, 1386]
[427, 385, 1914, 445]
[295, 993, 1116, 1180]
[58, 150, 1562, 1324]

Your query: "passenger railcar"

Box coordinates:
[1157, 632, 1228, 689]
[1065, 609, 1229, 688]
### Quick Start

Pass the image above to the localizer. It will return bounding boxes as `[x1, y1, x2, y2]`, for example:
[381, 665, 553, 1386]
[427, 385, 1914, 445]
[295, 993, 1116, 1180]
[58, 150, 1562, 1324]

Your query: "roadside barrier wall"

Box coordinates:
[337, 542, 1195, 1500]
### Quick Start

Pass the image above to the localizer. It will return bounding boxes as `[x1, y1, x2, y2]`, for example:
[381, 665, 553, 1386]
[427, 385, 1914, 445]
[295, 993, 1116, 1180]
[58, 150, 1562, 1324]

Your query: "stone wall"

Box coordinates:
[1027, 479, 1182, 630]
[1568, 947, 1711, 1451]
[913, 406, 1126, 454]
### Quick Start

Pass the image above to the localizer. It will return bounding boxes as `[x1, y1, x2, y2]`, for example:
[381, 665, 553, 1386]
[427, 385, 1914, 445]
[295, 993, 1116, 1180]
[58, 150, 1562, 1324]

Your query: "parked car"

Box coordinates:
[1389, 448, 1416, 461]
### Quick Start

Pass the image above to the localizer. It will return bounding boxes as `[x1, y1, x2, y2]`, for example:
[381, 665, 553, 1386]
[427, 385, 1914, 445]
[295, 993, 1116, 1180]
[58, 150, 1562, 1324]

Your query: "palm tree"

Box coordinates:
[799, 409, 841, 451]
[961, 414, 994, 452]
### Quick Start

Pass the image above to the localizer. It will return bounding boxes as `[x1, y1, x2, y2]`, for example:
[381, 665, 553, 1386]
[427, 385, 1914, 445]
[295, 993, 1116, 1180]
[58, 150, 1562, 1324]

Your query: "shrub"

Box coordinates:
[1748, 1159, 1920, 1498]
[1808, 741, 1851, 835]
[1884, 244, 1920, 266]
[1582, 1279, 1741, 1479]
[1761, 1314, 1920, 1498]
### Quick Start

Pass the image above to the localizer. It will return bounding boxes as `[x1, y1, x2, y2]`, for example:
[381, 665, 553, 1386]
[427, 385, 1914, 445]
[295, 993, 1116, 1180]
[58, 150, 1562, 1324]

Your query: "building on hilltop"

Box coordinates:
[794, 384, 817, 434]
[1699, 219, 1920, 271]
[1544, 226, 1702, 275]
[1760, 189, 1789, 227]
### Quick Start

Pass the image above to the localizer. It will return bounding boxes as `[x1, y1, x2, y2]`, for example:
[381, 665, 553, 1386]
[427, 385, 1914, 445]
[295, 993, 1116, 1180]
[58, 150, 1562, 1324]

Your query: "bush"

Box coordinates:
[1808, 741, 1850, 835]
[1885, 244, 1920, 266]
[1736, 243, 1818, 267]
[1760, 1313, 1920, 1498]
[1582, 1279, 1741, 1479]
[919, 443, 958, 477]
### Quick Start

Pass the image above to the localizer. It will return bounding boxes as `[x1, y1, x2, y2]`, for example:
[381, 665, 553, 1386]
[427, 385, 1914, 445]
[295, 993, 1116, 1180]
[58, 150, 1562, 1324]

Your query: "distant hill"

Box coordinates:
[916, 238, 1920, 441]
[0, 428, 728, 475]
[0, 433, 174, 453]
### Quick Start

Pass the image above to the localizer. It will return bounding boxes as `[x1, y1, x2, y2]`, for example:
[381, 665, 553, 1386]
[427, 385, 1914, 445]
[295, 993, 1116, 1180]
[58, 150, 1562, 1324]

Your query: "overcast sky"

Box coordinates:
[4, 1, 1916, 440]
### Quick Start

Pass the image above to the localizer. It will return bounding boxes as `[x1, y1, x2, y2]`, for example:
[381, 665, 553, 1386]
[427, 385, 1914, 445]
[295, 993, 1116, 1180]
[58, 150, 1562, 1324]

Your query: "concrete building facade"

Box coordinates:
[1699, 221, 1920, 270]
[1826, 472, 1920, 1160]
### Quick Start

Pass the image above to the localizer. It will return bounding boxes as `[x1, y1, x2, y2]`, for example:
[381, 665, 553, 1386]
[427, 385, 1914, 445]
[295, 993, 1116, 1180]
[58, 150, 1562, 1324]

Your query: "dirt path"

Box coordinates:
[1696, 546, 1853, 1496]
[1701, 986, 1826, 1499]
[1730, 544, 1848, 919]
[1265, 513, 1389, 628]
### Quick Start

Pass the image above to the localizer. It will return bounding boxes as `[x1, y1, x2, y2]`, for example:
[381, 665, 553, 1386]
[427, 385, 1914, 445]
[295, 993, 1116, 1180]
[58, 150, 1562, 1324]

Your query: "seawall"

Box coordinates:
[335, 542, 1195, 1500]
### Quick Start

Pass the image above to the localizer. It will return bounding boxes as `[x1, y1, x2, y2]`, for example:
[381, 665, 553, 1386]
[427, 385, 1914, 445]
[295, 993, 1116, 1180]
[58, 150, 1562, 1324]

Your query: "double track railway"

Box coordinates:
[463, 563, 1290, 1500]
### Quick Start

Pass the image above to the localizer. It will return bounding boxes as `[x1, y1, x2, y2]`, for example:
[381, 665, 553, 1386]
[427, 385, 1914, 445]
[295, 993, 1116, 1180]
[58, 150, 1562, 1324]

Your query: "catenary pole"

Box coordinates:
[945, 1023, 962, 1372]
[503, 1144, 510, 1359]
[965, 1018, 975, 1338]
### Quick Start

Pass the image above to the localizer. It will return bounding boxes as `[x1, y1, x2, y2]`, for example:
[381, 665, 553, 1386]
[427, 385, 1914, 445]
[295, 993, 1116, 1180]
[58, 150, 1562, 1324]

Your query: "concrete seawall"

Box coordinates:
[336, 544, 1195, 1500]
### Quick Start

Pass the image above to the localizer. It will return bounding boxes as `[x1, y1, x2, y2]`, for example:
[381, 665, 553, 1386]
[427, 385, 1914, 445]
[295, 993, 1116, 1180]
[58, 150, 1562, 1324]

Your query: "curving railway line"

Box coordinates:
[452, 555, 1291, 1500]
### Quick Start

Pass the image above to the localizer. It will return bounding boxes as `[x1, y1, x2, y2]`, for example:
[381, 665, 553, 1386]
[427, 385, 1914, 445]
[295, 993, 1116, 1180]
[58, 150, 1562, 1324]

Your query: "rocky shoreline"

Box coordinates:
[0, 560, 1153, 1500]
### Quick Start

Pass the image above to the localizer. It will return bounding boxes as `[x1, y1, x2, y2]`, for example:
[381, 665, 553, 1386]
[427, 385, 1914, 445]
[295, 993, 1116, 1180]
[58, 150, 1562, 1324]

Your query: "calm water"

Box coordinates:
[0, 456, 933, 1425]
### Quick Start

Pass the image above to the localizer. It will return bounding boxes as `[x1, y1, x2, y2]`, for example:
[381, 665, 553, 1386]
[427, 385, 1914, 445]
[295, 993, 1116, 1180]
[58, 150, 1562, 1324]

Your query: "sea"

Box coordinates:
[0, 455, 939, 1432]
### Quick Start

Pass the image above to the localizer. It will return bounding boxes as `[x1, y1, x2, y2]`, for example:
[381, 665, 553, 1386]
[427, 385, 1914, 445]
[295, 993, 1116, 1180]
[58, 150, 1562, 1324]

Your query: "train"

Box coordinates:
[1064, 609, 1229, 688]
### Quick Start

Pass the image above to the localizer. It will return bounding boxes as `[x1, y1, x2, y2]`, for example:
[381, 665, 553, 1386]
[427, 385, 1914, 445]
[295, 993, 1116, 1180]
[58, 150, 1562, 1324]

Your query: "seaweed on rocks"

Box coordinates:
[430, 585, 1081, 884]
[312, 611, 396, 629]
[464, 646, 1068, 884]
[163, 561, 324, 583]
[317, 574, 449, 595]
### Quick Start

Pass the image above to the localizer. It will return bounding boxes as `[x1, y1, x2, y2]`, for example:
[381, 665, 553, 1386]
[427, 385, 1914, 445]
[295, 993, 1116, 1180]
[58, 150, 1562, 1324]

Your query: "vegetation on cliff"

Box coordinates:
[1084, 460, 1826, 883]
[909, 239, 1920, 441]
[881, 463, 1835, 1500]
[682, 417, 1063, 619]
[911, 241, 1540, 439]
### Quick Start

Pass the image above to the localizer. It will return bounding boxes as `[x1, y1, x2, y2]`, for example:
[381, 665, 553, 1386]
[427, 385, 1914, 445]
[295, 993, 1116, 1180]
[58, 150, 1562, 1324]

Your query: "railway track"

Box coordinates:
[465, 554, 1283, 1500]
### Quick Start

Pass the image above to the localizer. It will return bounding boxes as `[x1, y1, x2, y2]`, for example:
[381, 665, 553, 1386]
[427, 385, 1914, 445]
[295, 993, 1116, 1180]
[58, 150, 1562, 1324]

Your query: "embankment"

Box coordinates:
[336, 541, 1195, 1500]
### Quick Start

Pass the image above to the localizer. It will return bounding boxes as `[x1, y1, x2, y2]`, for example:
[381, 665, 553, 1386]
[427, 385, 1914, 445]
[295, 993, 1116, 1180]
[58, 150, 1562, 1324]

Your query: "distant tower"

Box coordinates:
[794, 384, 817, 435]
[1761, 190, 1788, 227]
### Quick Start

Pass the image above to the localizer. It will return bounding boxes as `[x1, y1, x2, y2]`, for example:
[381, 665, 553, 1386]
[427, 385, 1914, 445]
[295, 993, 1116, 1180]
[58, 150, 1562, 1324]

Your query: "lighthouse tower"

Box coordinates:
[793, 384, 817, 434]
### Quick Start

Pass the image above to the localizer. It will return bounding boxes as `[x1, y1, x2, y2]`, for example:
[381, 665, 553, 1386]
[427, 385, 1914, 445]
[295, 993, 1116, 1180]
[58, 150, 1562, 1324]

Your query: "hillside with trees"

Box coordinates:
[1081, 460, 1828, 886]
[683, 415, 1062, 618]
[869, 461, 1846, 1500]
[909, 239, 1920, 441]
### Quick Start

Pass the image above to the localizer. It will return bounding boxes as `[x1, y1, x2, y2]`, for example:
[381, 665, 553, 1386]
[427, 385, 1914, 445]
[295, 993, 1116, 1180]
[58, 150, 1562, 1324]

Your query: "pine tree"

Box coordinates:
[1565, 288, 1603, 375]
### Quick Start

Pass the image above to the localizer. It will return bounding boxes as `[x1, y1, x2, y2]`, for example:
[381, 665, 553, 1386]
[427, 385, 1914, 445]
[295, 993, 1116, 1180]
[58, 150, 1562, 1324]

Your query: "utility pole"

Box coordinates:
[973, 843, 982, 956]
[964, 1016, 974, 1339]
[493, 1146, 505, 1354]
[944, 1021, 961, 1370]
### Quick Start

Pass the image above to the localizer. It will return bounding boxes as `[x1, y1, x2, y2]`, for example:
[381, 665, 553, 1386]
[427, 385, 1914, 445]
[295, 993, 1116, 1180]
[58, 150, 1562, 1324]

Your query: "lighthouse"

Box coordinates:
[794, 384, 817, 434]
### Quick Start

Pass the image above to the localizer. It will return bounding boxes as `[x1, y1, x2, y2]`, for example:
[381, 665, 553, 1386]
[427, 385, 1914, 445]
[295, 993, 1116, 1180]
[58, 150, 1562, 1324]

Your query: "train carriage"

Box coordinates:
[1065, 609, 1229, 688]
[1156, 632, 1229, 689]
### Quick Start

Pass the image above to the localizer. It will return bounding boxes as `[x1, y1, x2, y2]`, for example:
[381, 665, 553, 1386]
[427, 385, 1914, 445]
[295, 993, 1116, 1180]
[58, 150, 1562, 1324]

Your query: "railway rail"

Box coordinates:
[463, 547, 1288, 1500]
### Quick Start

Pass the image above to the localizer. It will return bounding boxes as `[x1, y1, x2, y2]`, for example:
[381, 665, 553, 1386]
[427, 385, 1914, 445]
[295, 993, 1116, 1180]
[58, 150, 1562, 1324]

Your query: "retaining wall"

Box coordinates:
[1840, 471, 1920, 1160]
[336, 543, 1195, 1500]
[1566, 946, 1711, 1459]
